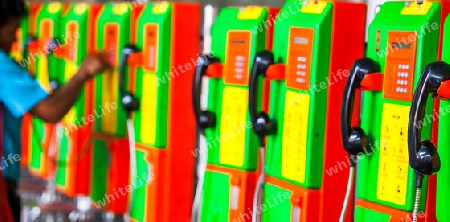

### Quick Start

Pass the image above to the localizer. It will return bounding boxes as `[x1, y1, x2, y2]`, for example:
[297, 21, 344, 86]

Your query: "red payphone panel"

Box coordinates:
[286, 27, 314, 91]
[223, 31, 252, 86]
[383, 31, 417, 102]
[142, 24, 158, 72]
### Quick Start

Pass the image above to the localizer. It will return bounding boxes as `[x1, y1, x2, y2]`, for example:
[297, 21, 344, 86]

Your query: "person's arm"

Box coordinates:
[0, 53, 110, 122]
[29, 70, 87, 123]
[29, 53, 111, 123]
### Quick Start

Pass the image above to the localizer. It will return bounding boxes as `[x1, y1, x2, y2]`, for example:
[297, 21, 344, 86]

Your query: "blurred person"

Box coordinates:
[0, 0, 111, 221]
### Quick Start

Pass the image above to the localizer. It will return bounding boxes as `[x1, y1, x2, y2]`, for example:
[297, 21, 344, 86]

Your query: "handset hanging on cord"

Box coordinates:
[408, 61, 450, 222]
[192, 54, 220, 222]
[249, 50, 275, 145]
[118, 44, 140, 213]
[340, 58, 380, 222]
[248, 50, 274, 222]
[119, 45, 140, 116]
[193, 54, 220, 134]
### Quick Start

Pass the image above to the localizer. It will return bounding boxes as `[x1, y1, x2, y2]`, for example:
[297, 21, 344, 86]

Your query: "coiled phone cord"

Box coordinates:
[339, 166, 355, 222]
[192, 138, 208, 222]
[127, 118, 137, 213]
[413, 188, 421, 222]
[252, 146, 265, 222]
[413, 173, 424, 222]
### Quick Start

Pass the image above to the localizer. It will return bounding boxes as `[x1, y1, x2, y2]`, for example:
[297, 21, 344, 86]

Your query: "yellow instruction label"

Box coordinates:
[377, 103, 410, 206]
[62, 61, 78, 124]
[101, 70, 118, 134]
[37, 55, 51, 92]
[219, 86, 248, 168]
[281, 90, 309, 183]
[140, 73, 157, 146]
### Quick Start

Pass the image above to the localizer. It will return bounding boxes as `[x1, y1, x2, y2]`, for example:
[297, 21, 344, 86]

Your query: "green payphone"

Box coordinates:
[193, 6, 278, 222]
[341, 0, 444, 221]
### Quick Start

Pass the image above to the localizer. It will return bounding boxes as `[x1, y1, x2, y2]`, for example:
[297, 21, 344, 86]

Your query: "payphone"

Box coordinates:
[90, 2, 131, 215]
[248, 0, 366, 221]
[408, 14, 450, 222]
[18, 3, 41, 169]
[51, 3, 102, 198]
[119, 2, 200, 222]
[27, 2, 67, 179]
[193, 5, 278, 222]
[341, 0, 446, 221]
[13, 3, 38, 169]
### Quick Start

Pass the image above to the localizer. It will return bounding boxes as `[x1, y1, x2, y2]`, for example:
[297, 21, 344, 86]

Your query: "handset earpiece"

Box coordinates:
[249, 50, 275, 145]
[193, 55, 220, 134]
[119, 45, 140, 116]
[341, 58, 379, 165]
[408, 61, 450, 176]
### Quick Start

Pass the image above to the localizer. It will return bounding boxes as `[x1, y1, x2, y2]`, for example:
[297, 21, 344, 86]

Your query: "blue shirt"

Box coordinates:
[0, 50, 48, 181]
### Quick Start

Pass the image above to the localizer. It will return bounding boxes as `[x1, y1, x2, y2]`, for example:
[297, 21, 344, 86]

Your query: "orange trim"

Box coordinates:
[437, 80, 450, 99]
[41, 124, 55, 153]
[91, 131, 117, 143]
[128, 52, 143, 67]
[265, 175, 321, 222]
[207, 164, 257, 222]
[361, 73, 384, 91]
[87, 4, 102, 54]
[356, 199, 426, 222]
[27, 40, 39, 52]
[265, 7, 280, 50]
[53, 43, 66, 58]
[265, 175, 308, 197]
[266, 64, 285, 81]
[130, 5, 145, 44]
[206, 63, 223, 78]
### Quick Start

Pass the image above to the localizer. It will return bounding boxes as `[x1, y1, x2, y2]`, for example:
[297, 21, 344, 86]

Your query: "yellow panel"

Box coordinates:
[401, 0, 432, 15]
[219, 86, 248, 167]
[37, 19, 52, 93]
[237, 6, 264, 20]
[152, 2, 170, 14]
[113, 3, 129, 15]
[11, 52, 22, 62]
[140, 73, 157, 145]
[377, 103, 410, 205]
[48, 2, 62, 13]
[62, 61, 78, 124]
[300, 1, 327, 14]
[37, 54, 51, 92]
[281, 91, 309, 183]
[101, 70, 118, 134]
[11, 29, 23, 61]
[74, 3, 88, 15]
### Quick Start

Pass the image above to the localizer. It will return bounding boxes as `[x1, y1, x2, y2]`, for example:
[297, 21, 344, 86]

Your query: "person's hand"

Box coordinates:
[78, 53, 112, 80]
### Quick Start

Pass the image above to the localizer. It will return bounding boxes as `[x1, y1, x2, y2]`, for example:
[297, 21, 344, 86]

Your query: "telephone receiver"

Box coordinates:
[47, 38, 60, 91]
[340, 58, 379, 164]
[119, 45, 140, 115]
[192, 54, 220, 134]
[248, 50, 275, 144]
[408, 61, 450, 175]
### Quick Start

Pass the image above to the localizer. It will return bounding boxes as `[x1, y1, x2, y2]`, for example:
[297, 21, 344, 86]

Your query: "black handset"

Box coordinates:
[248, 50, 275, 146]
[408, 61, 450, 177]
[340, 58, 379, 166]
[119, 45, 140, 117]
[192, 55, 220, 134]
[47, 38, 60, 91]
